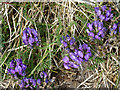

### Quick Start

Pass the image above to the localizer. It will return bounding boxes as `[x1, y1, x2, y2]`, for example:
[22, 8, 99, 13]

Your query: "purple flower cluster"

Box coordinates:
[8, 59, 49, 89]
[19, 77, 37, 89]
[19, 71, 49, 89]
[60, 35, 75, 49]
[86, 20, 107, 40]
[94, 5, 113, 21]
[22, 27, 39, 46]
[60, 35, 92, 69]
[110, 23, 120, 35]
[8, 59, 27, 77]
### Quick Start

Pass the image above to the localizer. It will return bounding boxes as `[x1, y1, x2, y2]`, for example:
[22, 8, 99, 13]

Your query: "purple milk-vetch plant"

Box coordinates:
[60, 35, 92, 69]
[8, 59, 50, 88]
[60, 35, 76, 50]
[86, 20, 107, 40]
[119, 27, 120, 33]
[18, 71, 49, 89]
[10, 60, 15, 68]
[22, 27, 40, 47]
[94, 5, 113, 21]
[19, 77, 37, 89]
[109, 23, 120, 35]
[8, 59, 27, 77]
[37, 79, 41, 85]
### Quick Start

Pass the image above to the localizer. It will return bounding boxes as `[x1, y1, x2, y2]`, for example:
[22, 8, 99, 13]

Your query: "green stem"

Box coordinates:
[28, 52, 48, 77]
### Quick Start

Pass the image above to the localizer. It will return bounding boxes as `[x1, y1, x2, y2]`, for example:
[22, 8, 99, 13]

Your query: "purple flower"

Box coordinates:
[62, 56, 69, 63]
[106, 8, 111, 17]
[82, 44, 88, 50]
[22, 35, 27, 44]
[93, 20, 99, 27]
[74, 49, 78, 56]
[43, 71, 47, 78]
[63, 42, 67, 47]
[37, 79, 41, 84]
[10, 60, 15, 68]
[28, 37, 34, 46]
[24, 77, 29, 83]
[69, 61, 79, 68]
[119, 27, 120, 33]
[87, 23, 93, 31]
[87, 47, 91, 52]
[76, 58, 82, 65]
[87, 20, 106, 40]
[88, 32, 94, 37]
[78, 51, 83, 58]
[31, 29, 38, 37]
[22, 30, 28, 40]
[70, 38, 75, 45]
[19, 80, 25, 88]
[95, 35, 101, 40]
[60, 36, 92, 70]
[34, 37, 38, 42]
[113, 24, 117, 30]
[101, 5, 107, 11]
[16, 59, 22, 65]
[26, 84, 30, 88]
[102, 27, 107, 32]
[64, 63, 71, 69]
[36, 41, 39, 46]
[30, 86, 33, 89]
[69, 53, 82, 65]
[10, 69, 16, 74]
[21, 64, 27, 71]
[94, 7, 99, 12]
[84, 53, 90, 60]
[23, 40, 28, 45]
[63, 35, 67, 42]
[105, 16, 110, 21]
[89, 52, 92, 57]
[45, 79, 49, 83]
[7, 68, 11, 74]
[32, 79, 36, 87]
[30, 78, 33, 83]
[19, 77, 39, 88]
[99, 15, 105, 20]
[78, 45, 83, 51]
[109, 13, 113, 19]
[78, 57, 83, 62]
[98, 22, 103, 30]
[60, 37, 63, 44]
[101, 34, 104, 38]
[96, 10, 101, 16]
[26, 27, 32, 36]
[98, 30, 103, 35]
[86, 29, 90, 33]
[65, 48, 70, 53]
[15, 65, 23, 75]
[66, 35, 70, 41]
[113, 30, 117, 34]
[69, 52, 78, 62]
